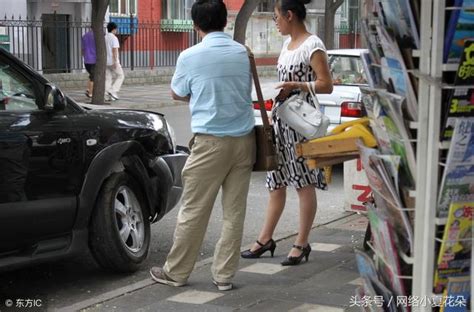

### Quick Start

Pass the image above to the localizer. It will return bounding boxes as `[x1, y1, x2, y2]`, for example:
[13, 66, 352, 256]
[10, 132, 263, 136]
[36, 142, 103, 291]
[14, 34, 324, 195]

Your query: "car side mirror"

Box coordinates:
[44, 84, 66, 111]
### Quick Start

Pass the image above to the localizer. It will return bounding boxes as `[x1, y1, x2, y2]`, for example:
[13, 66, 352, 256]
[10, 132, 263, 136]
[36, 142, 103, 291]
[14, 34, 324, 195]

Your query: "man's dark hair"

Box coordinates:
[107, 22, 118, 33]
[191, 0, 227, 32]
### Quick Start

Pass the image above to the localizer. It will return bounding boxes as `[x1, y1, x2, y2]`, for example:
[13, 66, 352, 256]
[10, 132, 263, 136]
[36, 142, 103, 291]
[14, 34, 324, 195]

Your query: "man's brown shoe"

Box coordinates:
[150, 267, 186, 287]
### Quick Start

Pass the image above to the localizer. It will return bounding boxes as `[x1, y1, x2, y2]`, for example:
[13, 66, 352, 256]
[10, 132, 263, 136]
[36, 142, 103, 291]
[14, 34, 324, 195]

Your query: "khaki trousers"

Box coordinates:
[105, 64, 124, 96]
[163, 131, 255, 283]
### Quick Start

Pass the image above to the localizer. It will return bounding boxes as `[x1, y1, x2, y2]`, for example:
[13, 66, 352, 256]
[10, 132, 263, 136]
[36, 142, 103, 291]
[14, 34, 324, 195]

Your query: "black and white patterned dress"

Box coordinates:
[266, 35, 328, 191]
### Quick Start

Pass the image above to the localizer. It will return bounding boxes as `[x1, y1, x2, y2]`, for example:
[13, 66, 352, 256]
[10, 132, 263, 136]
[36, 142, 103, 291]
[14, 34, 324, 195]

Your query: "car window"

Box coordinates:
[328, 55, 368, 86]
[0, 61, 38, 112]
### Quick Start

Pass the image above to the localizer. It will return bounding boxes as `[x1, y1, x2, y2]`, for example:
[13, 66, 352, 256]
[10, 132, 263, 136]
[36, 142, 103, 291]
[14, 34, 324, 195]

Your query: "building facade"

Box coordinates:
[0, 0, 356, 72]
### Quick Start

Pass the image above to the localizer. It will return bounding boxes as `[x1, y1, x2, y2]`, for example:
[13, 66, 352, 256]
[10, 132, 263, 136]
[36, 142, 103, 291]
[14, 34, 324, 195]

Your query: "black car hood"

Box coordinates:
[74, 104, 173, 155]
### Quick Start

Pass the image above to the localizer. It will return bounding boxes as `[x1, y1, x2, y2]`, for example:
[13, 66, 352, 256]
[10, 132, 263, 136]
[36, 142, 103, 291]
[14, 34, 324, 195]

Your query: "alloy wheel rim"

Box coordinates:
[114, 186, 145, 253]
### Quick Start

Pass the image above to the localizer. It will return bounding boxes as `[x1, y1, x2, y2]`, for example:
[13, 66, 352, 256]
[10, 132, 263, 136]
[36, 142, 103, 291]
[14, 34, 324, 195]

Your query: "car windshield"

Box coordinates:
[328, 54, 368, 86]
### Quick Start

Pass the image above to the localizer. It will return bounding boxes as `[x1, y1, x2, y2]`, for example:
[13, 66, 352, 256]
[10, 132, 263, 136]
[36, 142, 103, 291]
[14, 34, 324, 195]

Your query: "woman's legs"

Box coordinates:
[288, 185, 317, 257]
[249, 187, 287, 252]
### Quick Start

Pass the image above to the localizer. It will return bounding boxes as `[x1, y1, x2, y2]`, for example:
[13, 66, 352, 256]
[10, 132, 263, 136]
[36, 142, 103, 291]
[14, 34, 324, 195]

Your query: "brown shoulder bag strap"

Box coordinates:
[245, 46, 272, 131]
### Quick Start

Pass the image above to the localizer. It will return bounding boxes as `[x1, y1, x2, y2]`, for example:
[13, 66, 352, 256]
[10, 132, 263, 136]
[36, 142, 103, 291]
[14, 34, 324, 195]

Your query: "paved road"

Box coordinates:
[0, 91, 349, 310]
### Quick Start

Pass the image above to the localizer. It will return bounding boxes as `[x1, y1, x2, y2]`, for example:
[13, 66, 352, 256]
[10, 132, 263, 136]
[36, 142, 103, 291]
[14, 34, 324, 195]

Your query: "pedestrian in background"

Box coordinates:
[105, 22, 124, 101]
[241, 0, 333, 266]
[150, 0, 255, 291]
[81, 28, 96, 98]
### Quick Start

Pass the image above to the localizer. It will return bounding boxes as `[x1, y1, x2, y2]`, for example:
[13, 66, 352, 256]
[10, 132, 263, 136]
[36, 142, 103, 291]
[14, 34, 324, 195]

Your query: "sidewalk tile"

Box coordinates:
[243, 299, 311, 312]
[239, 263, 289, 275]
[139, 301, 234, 311]
[310, 243, 342, 252]
[289, 303, 345, 312]
[167, 290, 224, 305]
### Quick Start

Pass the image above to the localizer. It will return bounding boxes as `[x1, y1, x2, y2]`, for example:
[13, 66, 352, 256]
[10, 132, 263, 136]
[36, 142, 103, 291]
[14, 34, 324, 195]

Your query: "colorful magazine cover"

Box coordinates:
[357, 141, 414, 255]
[360, 51, 384, 89]
[434, 201, 473, 293]
[442, 40, 474, 140]
[367, 204, 408, 301]
[378, 0, 420, 49]
[444, 0, 474, 64]
[438, 118, 474, 217]
[376, 25, 418, 121]
[362, 89, 416, 188]
[361, 18, 383, 65]
[440, 276, 471, 312]
[354, 250, 397, 312]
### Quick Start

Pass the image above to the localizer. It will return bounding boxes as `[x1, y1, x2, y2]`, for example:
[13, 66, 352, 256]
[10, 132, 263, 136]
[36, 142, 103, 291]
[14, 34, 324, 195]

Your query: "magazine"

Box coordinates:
[440, 276, 471, 312]
[360, 88, 393, 153]
[357, 141, 414, 254]
[433, 201, 473, 293]
[365, 89, 416, 188]
[360, 51, 384, 89]
[370, 155, 404, 209]
[376, 25, 418, 121]
[367, 204, 408, 301]
[361, 18, 384, 65]
[438, 118, 474, 217]
[442, 40, 474, 140]
[378, 0, 420, 49]
[377, 155, 402, 197]
[354, 250, 397, 312]
[443, 0, 474, 64]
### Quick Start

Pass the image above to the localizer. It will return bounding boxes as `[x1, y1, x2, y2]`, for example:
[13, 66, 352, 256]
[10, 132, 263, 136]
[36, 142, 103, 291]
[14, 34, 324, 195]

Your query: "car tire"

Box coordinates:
[89, 172, 150, 273]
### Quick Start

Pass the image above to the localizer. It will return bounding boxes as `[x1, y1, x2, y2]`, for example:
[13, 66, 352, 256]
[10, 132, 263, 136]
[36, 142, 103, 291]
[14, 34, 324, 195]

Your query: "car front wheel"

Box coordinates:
[89, 172, 150, 272]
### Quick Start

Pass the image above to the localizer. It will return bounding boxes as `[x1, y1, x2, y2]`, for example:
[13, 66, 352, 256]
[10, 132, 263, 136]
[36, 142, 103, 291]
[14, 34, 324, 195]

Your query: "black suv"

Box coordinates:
[0, 49, 188, 272]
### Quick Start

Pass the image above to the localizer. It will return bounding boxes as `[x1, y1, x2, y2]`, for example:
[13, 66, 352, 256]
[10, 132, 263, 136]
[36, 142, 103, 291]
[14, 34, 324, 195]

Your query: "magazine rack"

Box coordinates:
[413, 1, 472, 309]
[358, 0, 472, 311]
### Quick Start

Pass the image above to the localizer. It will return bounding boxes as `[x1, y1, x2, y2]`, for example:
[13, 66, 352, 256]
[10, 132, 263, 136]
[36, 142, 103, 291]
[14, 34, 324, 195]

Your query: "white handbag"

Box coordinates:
[275, 82, 330, 139]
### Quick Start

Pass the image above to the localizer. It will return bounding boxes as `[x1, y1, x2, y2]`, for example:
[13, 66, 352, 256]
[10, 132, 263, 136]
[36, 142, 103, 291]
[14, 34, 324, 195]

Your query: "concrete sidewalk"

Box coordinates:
[78, 214, 367, 312]
[64, 84, 184, 109]
[63, 77, 278, 110]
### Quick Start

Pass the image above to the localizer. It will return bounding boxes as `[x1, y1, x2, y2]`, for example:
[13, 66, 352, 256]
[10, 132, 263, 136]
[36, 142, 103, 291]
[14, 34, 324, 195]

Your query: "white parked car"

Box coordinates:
[253, 49, 369, 132]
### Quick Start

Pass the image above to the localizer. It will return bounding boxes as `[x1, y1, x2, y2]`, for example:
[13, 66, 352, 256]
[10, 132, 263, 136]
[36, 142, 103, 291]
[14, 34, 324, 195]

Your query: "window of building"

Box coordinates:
[257, 0, 276, 12]
[161, 0, 194, 20]
[110, 0, 137, 16]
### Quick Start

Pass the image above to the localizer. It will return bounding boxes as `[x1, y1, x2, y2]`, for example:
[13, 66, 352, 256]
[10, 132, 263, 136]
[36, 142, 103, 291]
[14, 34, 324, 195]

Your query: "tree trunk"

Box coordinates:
[324, 0, 344, 50]
[233, 0, 263, 44]
[91, 0, 109, 104]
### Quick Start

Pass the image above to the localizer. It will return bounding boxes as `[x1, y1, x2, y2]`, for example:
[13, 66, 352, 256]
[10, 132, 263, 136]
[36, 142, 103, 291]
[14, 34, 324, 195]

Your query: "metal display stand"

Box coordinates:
[360, 1, 472, 311]
[413, 1, 470, 310]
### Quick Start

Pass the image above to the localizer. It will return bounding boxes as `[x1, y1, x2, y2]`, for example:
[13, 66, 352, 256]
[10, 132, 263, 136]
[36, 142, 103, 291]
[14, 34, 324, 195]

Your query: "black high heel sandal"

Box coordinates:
[281, 244, 311, 266]
[241, 239, 276, 259]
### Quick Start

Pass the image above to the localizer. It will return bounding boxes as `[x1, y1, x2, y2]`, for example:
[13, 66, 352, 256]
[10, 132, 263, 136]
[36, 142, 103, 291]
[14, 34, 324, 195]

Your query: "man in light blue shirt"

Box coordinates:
[171, 31, 254, 136]
[150, 0, 255, 292]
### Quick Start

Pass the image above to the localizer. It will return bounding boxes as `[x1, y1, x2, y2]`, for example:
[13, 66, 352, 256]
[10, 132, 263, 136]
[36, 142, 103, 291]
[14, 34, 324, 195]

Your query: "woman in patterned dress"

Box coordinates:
[241, 0, 333, 265]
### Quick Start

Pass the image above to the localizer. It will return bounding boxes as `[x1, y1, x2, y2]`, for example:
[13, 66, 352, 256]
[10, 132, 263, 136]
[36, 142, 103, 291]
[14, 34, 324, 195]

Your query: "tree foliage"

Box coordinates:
[91, 0, 109, 104]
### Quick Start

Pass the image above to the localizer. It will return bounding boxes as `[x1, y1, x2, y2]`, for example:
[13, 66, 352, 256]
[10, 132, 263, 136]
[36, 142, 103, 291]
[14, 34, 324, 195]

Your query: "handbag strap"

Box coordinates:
[246, 46, 272, 130]
[306, 81, 321, 111]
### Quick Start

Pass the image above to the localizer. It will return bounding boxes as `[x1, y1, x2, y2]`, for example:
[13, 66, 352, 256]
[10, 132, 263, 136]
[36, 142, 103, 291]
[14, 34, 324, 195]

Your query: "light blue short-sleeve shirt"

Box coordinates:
[171, 32, 254, 137]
